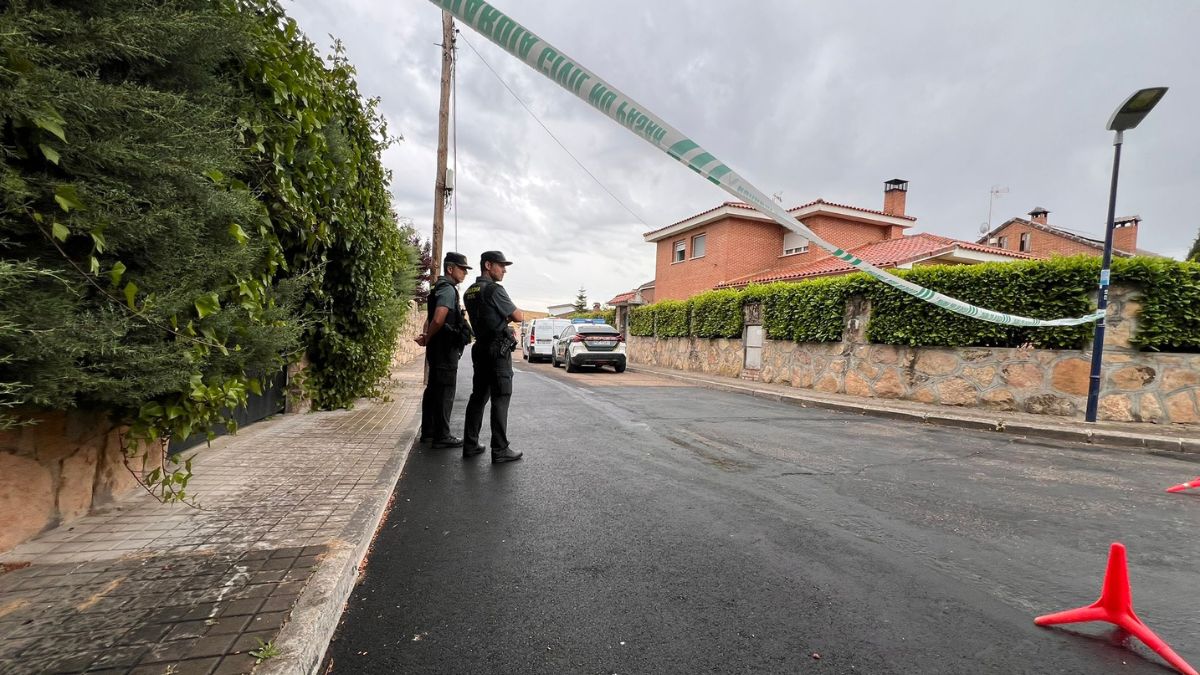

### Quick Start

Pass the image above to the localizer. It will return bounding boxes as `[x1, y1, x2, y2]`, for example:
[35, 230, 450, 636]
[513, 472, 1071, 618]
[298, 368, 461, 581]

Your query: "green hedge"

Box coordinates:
[866, 257, 1200, 351]
[629, 304, 654, 335]
[748, 277, 861, 342]
[1113, 257, 1200, 351]
[626, 256, 1200, 353]
[655, 299, 692, 337]
[691, 289, 743, 338]
[565, 309, 616, 325]
[866, 259, 1095, 349]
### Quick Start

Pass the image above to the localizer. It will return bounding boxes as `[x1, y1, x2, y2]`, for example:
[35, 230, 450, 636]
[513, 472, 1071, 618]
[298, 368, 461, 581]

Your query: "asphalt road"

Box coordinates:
[325, 355, 1200, 674]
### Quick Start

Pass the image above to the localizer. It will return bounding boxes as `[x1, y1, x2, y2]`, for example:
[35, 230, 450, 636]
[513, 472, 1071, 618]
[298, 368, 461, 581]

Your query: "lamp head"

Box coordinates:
[1107, 87, 1168, 132]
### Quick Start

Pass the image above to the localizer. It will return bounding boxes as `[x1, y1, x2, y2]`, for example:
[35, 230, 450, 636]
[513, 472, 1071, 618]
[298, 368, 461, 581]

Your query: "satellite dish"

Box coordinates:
[979, 223, 990, 235]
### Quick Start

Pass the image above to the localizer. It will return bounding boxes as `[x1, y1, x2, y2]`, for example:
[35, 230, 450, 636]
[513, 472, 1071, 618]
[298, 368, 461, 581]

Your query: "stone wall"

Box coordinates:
[0, 300, 428, 555]
[627, 286, 1200, 424]
[391, 300, 425, 370]
[0, 412, 158, 553]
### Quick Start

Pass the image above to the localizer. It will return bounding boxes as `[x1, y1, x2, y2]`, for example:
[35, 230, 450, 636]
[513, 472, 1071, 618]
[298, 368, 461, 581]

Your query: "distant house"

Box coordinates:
[978, 207, 1154, 258]
[644, 179, 1030, 300]
[606, 280, 656, 335]
[547, 303, 575, 317]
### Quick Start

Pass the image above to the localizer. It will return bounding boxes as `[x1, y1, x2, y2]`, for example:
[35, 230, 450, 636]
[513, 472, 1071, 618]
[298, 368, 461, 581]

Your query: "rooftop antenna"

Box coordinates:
[772, 191, 783, 204]
[987, 185, 1009, 231]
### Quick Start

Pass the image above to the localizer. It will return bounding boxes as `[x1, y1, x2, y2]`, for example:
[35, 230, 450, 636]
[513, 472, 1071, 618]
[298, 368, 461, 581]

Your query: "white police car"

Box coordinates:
[550, 321, 626, 373]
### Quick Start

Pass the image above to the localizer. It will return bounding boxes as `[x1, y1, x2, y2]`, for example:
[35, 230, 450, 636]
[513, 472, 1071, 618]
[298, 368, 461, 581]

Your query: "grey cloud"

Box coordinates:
[287, 0, 1200, 307]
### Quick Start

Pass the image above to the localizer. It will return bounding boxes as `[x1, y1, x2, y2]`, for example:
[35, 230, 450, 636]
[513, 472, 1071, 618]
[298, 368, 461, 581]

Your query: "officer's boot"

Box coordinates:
[491, 447, 522, 463]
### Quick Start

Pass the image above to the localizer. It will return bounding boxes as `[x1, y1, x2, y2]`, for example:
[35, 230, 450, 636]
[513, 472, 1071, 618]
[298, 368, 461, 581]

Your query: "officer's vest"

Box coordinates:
[463, 281, 506, 341]
[427, 278, 462, 346]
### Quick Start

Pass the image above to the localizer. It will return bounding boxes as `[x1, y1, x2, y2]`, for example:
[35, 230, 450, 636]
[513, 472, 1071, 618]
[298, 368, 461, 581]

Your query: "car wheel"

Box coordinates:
[566, 358, 578, 373]
[552, 351, 561, 367]
[615, 362, 626, 373]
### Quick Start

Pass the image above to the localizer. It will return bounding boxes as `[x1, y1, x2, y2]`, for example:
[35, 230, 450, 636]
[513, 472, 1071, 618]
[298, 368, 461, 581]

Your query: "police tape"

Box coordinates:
[431, 0, 1106, 328]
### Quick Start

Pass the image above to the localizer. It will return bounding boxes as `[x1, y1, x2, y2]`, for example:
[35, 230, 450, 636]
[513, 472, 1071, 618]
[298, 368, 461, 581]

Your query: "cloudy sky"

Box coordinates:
[286, 0, 1199, 312]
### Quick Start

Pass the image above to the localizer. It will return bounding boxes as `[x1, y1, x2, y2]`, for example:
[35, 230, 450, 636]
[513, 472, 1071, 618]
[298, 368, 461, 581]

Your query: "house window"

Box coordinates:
[998, 236, 1008, 249]
[673, 240, 686, 262]
[1019, 233, 1031, 252]
[783, 231, 809, 255]
[691, 234, 706, 258]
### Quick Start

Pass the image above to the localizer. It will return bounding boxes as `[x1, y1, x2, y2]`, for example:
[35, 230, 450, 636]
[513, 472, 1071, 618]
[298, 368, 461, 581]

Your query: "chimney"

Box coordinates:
[1029, 207, 1050, 225]
[1113, 215, 1141, 254]
[883, 178, 908, 216]
[592, 302, 601, 311]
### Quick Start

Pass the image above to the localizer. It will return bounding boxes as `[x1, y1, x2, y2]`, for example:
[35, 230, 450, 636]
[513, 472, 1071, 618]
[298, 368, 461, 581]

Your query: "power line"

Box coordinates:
[456, 31, 651, 228]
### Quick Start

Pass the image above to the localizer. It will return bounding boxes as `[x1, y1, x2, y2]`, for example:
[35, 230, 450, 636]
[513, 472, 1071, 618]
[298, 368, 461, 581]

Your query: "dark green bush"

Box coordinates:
[747, 277, 861, 342]
[0, 0, 300, 429]
[629, 305, 654, 336]
[654, 299, 691, 337]
[691, 289, 743, 338]
[0, 0, 417, 464]
[1112, 257, 1200, 351]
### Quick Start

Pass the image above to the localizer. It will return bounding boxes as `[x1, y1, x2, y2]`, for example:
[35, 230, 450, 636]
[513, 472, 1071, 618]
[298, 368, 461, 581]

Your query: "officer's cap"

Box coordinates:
[480, 250, 514, 267]
[443, 251, 472, 269]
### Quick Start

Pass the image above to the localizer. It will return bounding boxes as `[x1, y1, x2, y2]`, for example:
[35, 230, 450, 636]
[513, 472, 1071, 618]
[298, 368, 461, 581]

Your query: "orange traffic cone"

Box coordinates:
[1035, 543, 1196, 675]
[1166, 477, 1200, 494]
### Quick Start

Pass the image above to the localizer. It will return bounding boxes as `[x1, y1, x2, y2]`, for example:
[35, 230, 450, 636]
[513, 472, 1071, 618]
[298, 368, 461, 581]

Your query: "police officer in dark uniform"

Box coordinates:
[417, 252, 472, 448]
[462, 251, 524, 462]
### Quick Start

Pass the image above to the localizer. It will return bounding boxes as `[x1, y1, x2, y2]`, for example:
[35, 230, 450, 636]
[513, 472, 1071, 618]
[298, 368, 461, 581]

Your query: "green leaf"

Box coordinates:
[39, 143, 60, 165]
[124, 281, 139, 309]
[51, 221, 70, 242]
[203, 168, 225, 183]
[109, 261, 126, 285]
[54, 185, 84, 212]
[228, 223, 249, 245]
[195, 293, 220, 318]
[90, 229, 106, 253]
[89, 256, 100, 274]
[33, 112, 66, 142]
[248, 378, 263, 396]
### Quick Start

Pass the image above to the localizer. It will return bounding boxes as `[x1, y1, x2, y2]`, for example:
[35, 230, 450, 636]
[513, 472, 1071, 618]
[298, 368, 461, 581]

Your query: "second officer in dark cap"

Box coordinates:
[417, 252, 473, 447]
[462, 250, 524, 462]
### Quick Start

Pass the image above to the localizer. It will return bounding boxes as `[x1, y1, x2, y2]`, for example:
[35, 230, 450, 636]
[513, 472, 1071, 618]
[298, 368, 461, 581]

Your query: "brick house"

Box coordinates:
[644, 180, 1031, 300]
[978, 207, 1147, 258]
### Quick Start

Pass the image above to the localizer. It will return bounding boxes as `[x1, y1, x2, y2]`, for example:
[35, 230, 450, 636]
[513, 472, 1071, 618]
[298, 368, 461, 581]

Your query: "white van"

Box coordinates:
[522, 318, 571, 362]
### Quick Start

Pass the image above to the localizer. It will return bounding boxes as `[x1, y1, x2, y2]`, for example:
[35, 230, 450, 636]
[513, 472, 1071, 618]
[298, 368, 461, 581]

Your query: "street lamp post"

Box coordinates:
[1084, 87, 1168, 423]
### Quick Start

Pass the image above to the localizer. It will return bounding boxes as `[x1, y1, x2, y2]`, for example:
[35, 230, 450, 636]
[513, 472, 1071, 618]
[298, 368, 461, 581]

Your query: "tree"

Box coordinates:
[405, 227, 434, 302]
[1188, 227, 1200, 262]
[573, 287, 588, 313]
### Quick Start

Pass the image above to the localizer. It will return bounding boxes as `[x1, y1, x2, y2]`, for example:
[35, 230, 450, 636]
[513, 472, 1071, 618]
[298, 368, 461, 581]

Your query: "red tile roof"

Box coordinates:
[716, 233, 1033, 288]
[606, 291, 638, 305]
[642, 198, 916, 238]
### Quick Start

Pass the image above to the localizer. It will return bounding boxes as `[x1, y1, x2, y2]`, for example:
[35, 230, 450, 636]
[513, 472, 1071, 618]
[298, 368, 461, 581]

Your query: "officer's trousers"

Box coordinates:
[420, 346, 459, 441]
[463, 344, 512, 450]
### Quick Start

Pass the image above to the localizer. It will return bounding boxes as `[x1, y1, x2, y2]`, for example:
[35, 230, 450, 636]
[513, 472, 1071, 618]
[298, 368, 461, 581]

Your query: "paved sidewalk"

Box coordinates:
[629, 364, 1200, 454]
[0, 360, 423, 675]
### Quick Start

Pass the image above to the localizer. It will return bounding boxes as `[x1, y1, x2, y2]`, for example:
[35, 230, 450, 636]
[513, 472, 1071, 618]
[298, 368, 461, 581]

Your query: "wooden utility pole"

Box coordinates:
[431, 11, 454, 272]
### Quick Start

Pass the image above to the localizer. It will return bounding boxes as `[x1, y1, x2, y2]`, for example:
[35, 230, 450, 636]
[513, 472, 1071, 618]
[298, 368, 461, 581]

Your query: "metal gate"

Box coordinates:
[168, 366, 288, 454]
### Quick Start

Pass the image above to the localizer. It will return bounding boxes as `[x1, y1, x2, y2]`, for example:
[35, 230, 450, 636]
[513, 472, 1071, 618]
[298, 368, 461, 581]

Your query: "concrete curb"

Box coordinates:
[257, 432, 418, 675]
[631, 366, 1200, 455]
